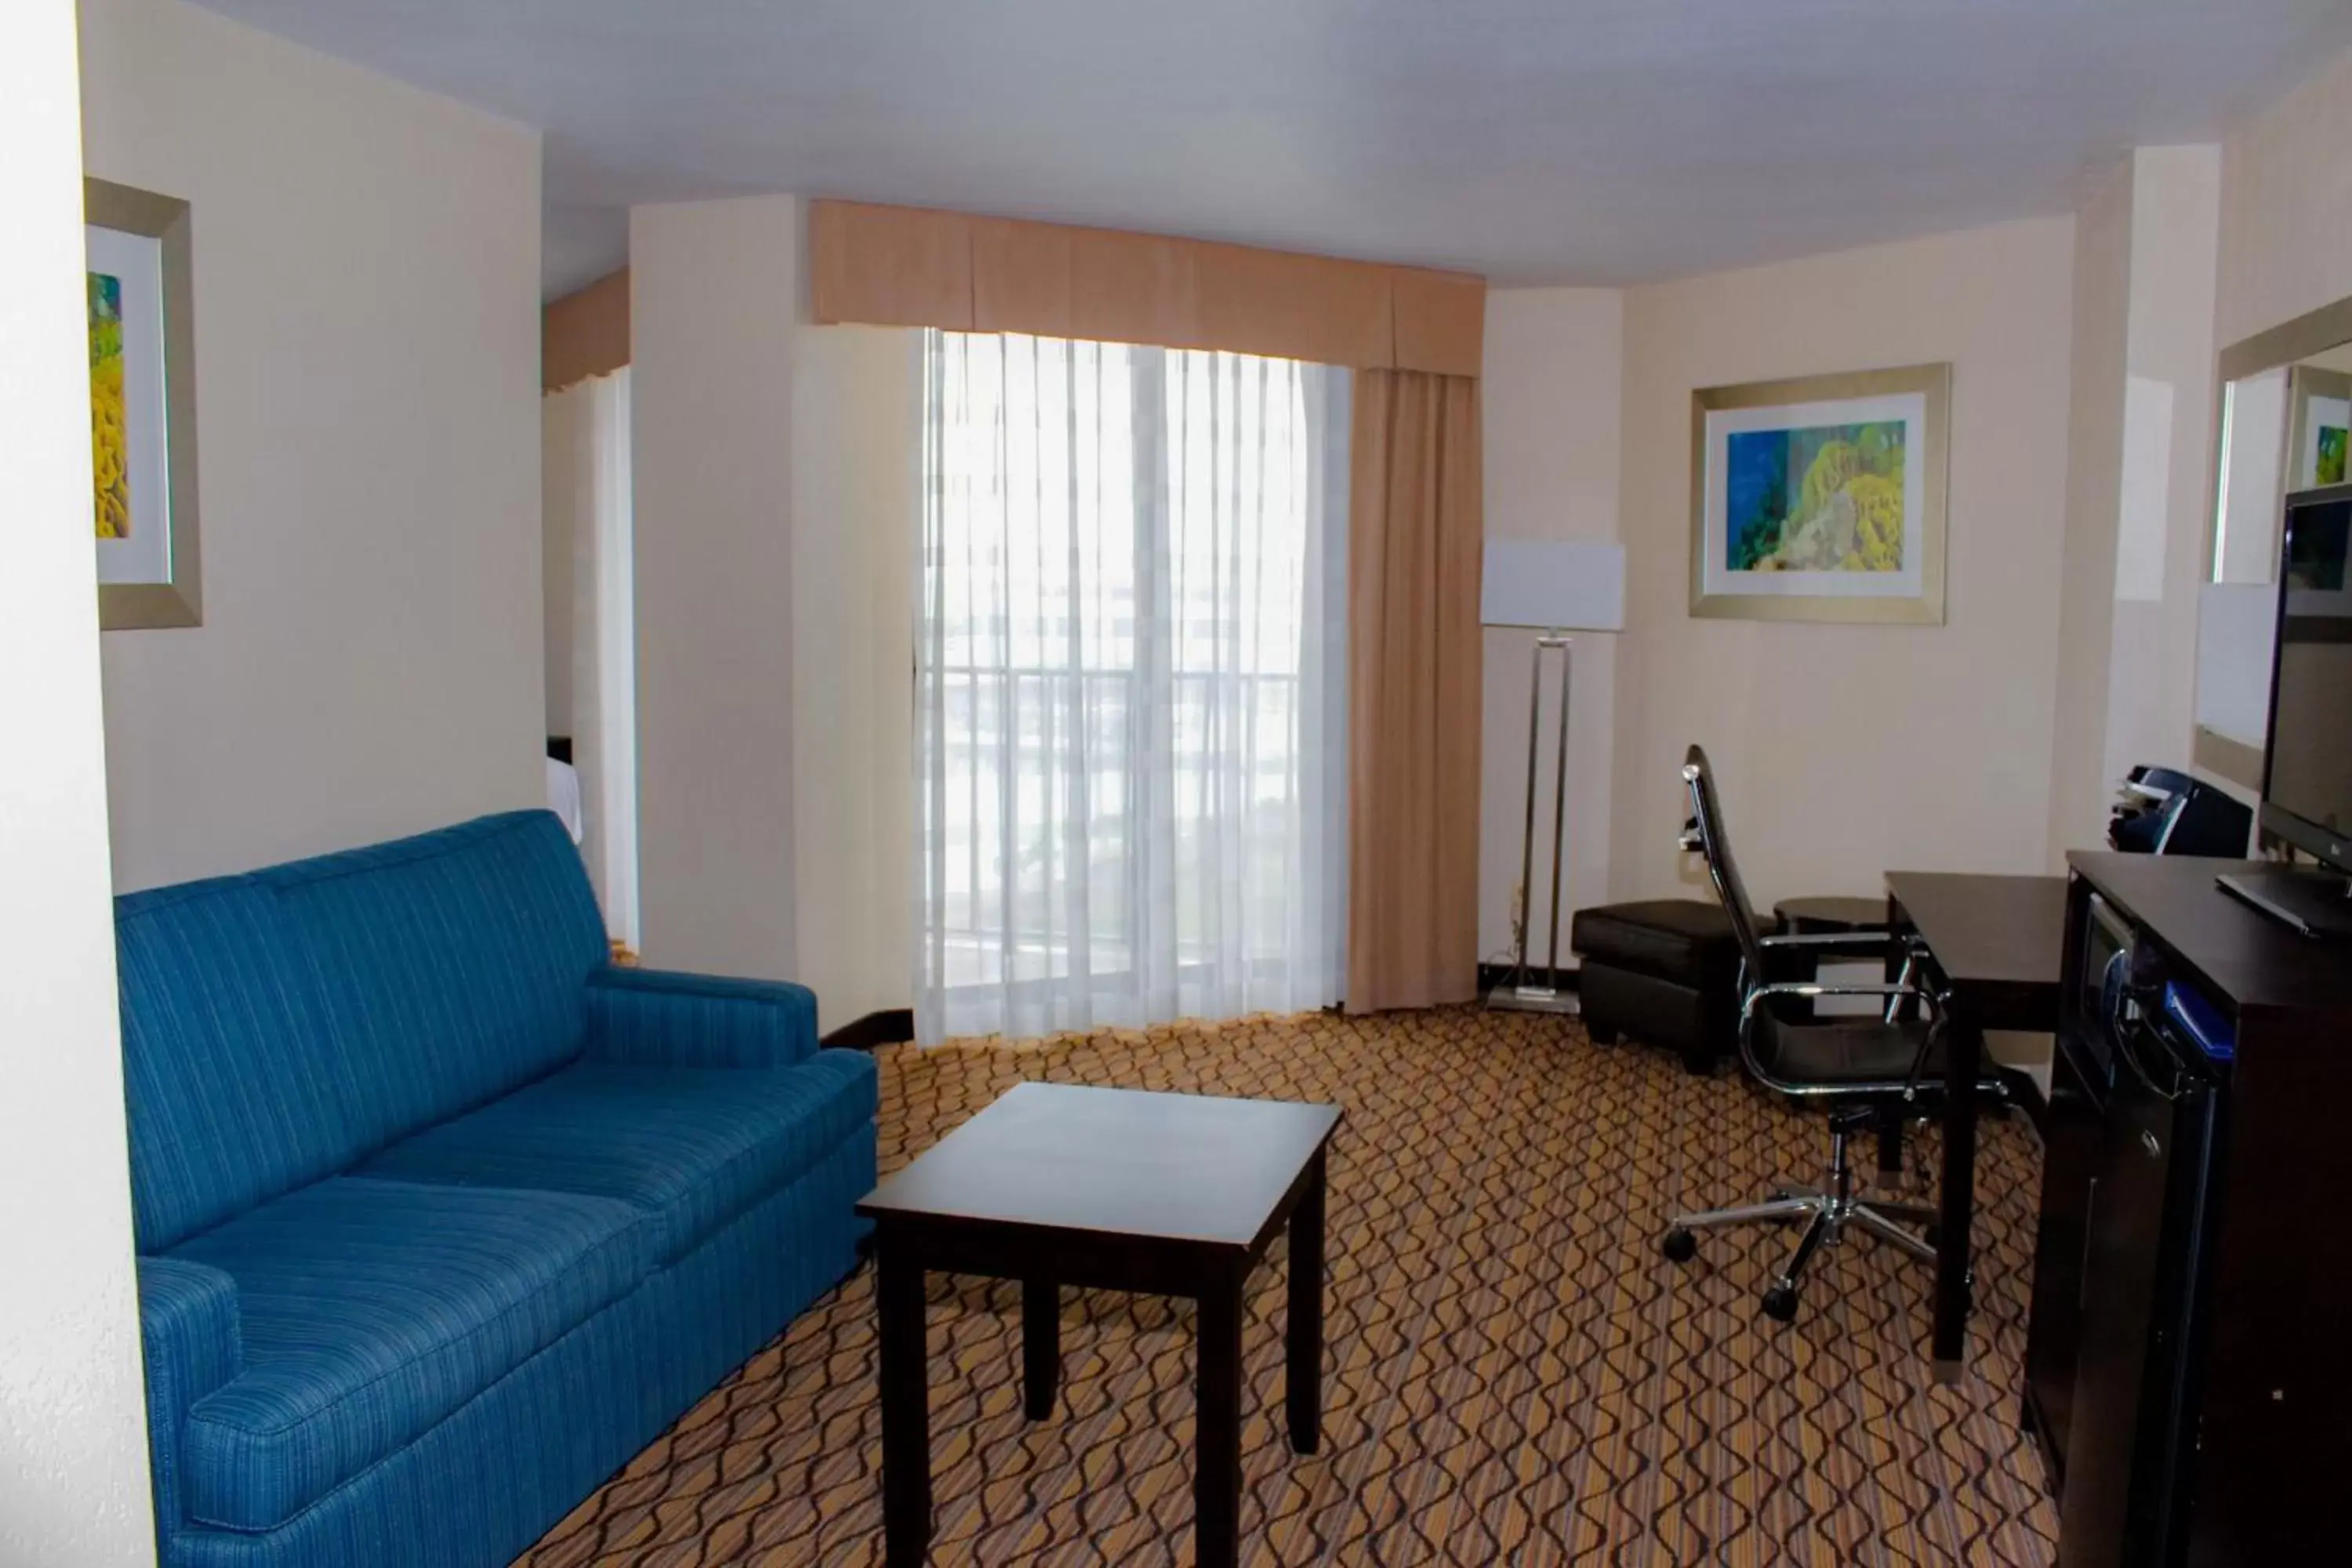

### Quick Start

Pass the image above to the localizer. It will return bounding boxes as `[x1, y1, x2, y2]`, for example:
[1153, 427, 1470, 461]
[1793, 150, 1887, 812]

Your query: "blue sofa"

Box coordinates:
[117, 811, 878, 1568]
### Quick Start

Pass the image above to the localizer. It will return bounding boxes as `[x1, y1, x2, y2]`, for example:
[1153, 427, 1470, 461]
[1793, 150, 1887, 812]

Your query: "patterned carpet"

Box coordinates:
[518, 1008, 2058, 1566]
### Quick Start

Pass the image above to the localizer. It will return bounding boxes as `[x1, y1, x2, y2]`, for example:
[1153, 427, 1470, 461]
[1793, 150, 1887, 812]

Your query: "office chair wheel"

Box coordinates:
[1588, 1023, 1620, 1046]
[1921, 1221, 1941, 1248]
[1661, 1228, 1697, 1264]
[1761, 1284, 1799, 1323]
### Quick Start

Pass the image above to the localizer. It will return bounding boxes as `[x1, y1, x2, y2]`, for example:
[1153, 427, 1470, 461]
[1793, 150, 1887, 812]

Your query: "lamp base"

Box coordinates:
[1485, 982, 1581, 1016]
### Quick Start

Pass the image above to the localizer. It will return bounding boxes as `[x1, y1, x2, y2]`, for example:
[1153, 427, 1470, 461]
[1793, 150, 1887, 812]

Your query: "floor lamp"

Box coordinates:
[1482, 539, 1625, 1014]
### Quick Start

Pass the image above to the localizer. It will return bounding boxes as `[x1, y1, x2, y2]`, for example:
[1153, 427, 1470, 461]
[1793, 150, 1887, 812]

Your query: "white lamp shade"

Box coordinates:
[1480, 538, 1626, 631]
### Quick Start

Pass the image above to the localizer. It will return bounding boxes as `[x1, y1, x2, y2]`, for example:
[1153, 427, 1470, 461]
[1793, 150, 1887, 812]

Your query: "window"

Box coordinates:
[916, 332, 1348, 1042]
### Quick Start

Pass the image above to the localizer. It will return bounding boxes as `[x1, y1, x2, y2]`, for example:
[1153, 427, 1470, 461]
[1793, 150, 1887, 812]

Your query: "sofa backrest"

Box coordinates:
[116, 811, 610, 1250]
[116, 877, 365, 1250]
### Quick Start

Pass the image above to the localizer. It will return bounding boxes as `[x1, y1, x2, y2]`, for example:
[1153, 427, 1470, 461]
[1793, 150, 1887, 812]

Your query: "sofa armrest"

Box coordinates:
[582, 964, 820, 1069]
[138, 1256, 241, 1535]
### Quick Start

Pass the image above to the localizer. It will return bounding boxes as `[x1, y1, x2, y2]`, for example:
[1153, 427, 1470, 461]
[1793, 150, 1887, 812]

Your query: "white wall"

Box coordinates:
[791, 328, 920, 1030]
[1611, 217, 2077, 906]
[2100, 147, 2221, 818]
[630, 196, 804, 982]
[80, 0, 546, 891]
[0, 1, 158, 1560]
[1478, 289, 1622, 966]
[2218, 45, 2352, 349]
[2045, 143, 2224, 916]
[2044, 158, 2133, 863]
[543, 395, 577, 739]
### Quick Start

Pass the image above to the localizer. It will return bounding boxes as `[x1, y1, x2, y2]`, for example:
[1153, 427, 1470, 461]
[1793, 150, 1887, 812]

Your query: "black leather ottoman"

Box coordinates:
[1570, 900, 1745, 1076]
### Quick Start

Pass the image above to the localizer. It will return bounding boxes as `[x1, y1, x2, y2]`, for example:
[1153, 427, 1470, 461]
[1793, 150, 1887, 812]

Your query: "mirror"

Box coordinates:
[2215, 350, 2352, 583]
[2197, 297, 2352, 788]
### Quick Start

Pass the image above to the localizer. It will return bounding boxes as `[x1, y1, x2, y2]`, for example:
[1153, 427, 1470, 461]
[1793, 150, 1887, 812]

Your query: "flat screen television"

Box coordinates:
[2219, 485, 2352, 937]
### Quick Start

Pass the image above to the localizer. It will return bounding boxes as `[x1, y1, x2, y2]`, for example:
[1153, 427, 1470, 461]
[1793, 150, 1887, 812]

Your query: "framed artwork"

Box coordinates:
[86, 177, 201, 630]
[2286, 365, 2350, 492]
[1690, 363, 1950, 624]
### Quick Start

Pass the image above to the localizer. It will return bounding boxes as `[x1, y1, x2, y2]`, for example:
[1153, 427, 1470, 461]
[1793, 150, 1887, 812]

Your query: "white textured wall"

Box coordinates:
[791, 328, 920, 1031]
[1612, 217, 2077, 906]
[2218, 45, 2352, 347]
[0, 1, 158, 1560]
[2100, 147, 2220, 817]
[630, 196, 804, 982]
[80, 0, 546, 891]
[543, 392, 578, 739]
[2045, 159, 2135, 862]
[1478, 289, 1623, 966]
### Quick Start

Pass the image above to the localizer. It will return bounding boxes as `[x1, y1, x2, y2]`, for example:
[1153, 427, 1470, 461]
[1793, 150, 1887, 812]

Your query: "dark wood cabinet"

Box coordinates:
[2026, 854, 2352, 1568]
[2023, 1025, 2104, 1485]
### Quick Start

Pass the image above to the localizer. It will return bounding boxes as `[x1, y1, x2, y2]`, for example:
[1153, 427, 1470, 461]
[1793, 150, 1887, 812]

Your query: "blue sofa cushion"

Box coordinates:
[114, 878, 372, 1250]
[359, 1051, 880, 1263]
[257, 812, 610, 1147]
[170, 1177, 655, 1534]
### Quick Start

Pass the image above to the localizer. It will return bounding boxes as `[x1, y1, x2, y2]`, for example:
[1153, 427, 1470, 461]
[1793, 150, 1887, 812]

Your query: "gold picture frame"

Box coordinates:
[1689, 362, 1950, 625]
[86, 176, 202, 630]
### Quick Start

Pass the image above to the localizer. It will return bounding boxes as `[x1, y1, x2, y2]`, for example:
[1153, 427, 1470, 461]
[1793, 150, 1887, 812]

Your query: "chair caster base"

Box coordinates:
[1761, 1284, 1798, 1323]
[1661, 1228, 1697, 1264]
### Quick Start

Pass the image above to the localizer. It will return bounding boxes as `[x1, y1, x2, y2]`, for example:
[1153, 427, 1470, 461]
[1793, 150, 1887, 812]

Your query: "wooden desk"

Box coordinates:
[1885, 870, 2067, 1377]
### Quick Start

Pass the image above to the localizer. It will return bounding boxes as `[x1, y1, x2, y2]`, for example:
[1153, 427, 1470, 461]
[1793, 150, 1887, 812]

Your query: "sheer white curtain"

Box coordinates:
[917, 332, 1348, 1043]
[549, 368, 640, 949]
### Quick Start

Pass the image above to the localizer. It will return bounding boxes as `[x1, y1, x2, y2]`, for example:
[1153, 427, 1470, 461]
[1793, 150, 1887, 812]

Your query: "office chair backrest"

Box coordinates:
[1682, 744, 1770, 991]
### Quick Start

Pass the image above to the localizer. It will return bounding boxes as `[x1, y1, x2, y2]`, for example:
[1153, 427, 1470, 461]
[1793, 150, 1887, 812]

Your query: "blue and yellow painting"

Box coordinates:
[1725, 421, 1906, 572]
[89, 271, 129, 540]
[2317, 425, 2347, 488]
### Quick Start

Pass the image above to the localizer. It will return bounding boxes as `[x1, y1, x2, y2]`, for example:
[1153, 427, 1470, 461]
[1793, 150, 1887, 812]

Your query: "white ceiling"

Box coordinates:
[195, 0, 2352, 299]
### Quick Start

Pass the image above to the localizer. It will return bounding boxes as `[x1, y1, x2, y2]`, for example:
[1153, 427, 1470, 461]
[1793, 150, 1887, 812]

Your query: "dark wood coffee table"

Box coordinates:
[855, 1083, 1343, 1568]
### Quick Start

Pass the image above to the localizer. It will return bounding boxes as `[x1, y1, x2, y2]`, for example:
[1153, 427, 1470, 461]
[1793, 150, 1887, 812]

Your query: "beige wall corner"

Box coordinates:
[790, 328, 920, 1031]
[82, 0, 546, 891]
[2049, 145, 2223, 868]
[0, 0, 158, 1560]
[630, 194, 804, 982]
[2044, 158, 2136, 865]
[1478, 288, 1624, 964]
[2220, 45, 2352, 347]
[542, 390, 580, 739]
[1611, 216, 2077, 906]
[2100, 147, 2222, 826]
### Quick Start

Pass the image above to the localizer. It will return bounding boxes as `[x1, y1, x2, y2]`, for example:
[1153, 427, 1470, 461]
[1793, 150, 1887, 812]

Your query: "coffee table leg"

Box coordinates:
[1022, 1277, 1059, 1420]
[1287, 1149, 1325, 1454]
[1196, 1276, 1243, 1568]
[877, 1239, 931, 1567]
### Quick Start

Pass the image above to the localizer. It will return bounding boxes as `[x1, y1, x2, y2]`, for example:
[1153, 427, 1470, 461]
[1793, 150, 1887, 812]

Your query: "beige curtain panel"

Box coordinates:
[808, 199, 1483, 376]
[1345, 370, 1484, 1013]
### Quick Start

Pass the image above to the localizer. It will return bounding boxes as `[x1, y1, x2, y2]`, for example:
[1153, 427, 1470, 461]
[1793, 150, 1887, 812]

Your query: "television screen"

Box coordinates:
[2267, 496, 2352, 859]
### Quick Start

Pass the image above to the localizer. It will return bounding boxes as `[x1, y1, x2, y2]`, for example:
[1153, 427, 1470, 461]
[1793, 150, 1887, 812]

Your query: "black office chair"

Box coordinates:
[1659, 743, 2005, 1323]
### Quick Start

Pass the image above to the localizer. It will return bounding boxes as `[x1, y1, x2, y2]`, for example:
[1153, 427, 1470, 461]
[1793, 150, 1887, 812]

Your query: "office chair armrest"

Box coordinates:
[1756, 929, 1907, 959]
[1756, 928, 1901, 946]
[1741, 981, 1942, 1024]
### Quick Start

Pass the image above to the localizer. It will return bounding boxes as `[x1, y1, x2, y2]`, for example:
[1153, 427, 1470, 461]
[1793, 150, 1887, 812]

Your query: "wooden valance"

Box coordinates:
[810, 200, 1484, 378]
[543, 267, 630, 392]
